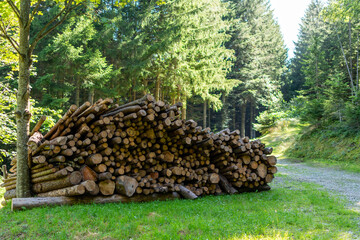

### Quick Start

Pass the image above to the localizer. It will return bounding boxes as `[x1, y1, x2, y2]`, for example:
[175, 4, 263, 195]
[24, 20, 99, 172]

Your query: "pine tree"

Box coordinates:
[226, 0, 287, 137]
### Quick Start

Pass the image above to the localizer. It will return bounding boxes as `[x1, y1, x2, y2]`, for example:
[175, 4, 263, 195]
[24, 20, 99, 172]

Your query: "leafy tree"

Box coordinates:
[0, 81, 61, 173]
[0, 0, 126, 197]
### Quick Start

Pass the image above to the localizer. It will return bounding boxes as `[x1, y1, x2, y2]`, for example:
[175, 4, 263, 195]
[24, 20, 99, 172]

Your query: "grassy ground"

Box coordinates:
[0, 175, 359, 239]
[2, 120, 360, 239]
[260, 119, 360, 173]
[0, 177, 4, 202]
[259, 118, 308, 157]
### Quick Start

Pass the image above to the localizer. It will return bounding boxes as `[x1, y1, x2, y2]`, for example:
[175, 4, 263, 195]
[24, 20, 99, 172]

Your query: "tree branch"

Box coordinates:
[6, 0, 21, 22]
[34, 0, 73, 37]
[0, 21, 20, 55]
[30, 1, 80, 54]
[335, 24, 355, 96]
[28, 0, 42, 28]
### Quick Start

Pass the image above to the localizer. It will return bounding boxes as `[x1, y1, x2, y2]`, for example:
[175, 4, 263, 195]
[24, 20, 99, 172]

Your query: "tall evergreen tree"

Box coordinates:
[226, 0, 287, 137]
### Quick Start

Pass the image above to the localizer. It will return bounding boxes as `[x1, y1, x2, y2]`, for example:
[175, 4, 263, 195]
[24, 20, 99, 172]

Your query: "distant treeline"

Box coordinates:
[0, 0, 286, 138]
[282, 0, 360, 132]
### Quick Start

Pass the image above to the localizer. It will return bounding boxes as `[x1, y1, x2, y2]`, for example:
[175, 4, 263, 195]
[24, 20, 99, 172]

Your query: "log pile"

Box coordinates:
[1, 95, 277, 208]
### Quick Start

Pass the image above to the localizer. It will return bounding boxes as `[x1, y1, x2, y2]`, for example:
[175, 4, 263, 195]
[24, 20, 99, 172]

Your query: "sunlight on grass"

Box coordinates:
[228, 232, 291, 240]
[0, 177, 5, 209]
[259, 118, 309, 157]
[0, 176, 359, 239]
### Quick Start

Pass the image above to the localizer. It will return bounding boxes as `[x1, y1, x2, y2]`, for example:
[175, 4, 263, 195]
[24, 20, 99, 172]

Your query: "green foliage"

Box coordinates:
[259, 118, 308, 157]
[0, 83, 17, 164]
[1, 0, 287, 136]
[283, 0, 360, 132]
[36, 15, 112, 108]
[0, 81, 62, 166]
[223, 0, 287, 134]
[287, 125, 360, 173]
[254, 111, 288, 135]
[1, 178, 359, 239]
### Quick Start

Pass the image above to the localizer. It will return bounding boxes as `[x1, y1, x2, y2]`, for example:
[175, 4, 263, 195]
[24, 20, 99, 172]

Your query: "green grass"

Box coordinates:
[0, 177, 4, 203]
[0, 176, 359, 239]
[259, 118, 309, 157]
[286, 127, 360, 173]
[260, 119, 360, 173]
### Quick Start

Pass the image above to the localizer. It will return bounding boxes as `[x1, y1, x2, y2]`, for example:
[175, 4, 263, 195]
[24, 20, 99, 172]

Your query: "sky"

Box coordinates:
[269, 0, 312, 59]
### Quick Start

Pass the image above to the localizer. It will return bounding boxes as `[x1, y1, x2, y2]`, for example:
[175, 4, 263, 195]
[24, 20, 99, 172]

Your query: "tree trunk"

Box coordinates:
[154, 74, 160, 101]
[241, 101, 246, 138]
[221, 92, 226, 129]
[181, 96, 187, 120]
[250, 101, 254, 139]
[232, 107, 236, 130]
[203, 100, 207, 128]
[349, 20, 353, 92]
[357, 32, 359, 91]
[75, 78, 80, 106]
[16, 0, 32, 198]
[208, 100, 211, 129]
[88, 88, 94, 104]
[142, 79, 148, 96]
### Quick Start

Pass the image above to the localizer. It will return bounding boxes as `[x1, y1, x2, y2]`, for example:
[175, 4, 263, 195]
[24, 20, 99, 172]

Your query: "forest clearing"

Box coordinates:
[1, 0, 360, 239]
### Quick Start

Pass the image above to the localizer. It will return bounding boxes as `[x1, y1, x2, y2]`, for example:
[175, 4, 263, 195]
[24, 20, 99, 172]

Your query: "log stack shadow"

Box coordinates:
[1, 95, 277, 210]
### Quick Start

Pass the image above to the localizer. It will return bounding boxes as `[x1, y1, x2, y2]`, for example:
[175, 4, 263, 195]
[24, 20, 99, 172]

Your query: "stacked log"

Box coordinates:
[1, 95, 277, 206]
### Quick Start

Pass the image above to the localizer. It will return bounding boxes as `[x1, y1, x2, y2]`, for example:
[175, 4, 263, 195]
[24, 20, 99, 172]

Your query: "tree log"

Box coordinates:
[49, 136, 68, 146]
[86, 154, 102, 166]
[81, 165, 98, 181]
[31, 168, 58, 178]
[98, 172, 112, 181]
[218, 174, 238, 194]
[115, 176, 138, 197]
[99, 180, 115, 196]
[257, 164, 267, 179]
[30, 116, 47, 137]
[28, 132, 43, 152]
[81, 180, 99, 195]
[267, 156, 277, 166]
[31, 169, 69, 184]
[2, 165, 8, 179]
[32, 171, 82, 193]
[4, 189, 16, 200]
[37, 185, 85, 197]
[11, 192, 180, 211]
[177, 185, 197, 199]
[32, 155, 46, 164]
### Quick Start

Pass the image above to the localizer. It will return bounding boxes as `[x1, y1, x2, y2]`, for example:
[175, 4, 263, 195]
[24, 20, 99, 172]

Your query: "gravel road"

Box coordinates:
[273, 159, 360, 209]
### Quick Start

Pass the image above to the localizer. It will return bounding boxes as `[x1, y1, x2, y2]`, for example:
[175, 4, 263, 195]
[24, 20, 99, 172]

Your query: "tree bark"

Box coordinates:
[208, 100, 211, 129]
[240, 101, 246, 138]
[16, 0, 32, 198]
[75, 78, 80, 106]
[154, 74, 161, 101]
[221, 92, 226, 129]
[233, 107, 236, 131]
[181, 96, 187, 120]
[203, 100, 207, 128]
[11, 193, 181, 211]
[177, 185, 197, 199]
[88, 88, 94, 104]
[115, 176, 138, 197]
[250, 101, 254, 139]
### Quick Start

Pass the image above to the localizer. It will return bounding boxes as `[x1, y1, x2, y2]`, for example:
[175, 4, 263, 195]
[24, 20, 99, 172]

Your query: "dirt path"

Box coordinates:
[273, 159, 360, 208]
